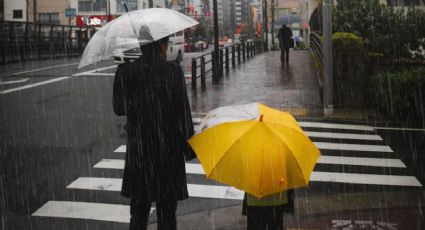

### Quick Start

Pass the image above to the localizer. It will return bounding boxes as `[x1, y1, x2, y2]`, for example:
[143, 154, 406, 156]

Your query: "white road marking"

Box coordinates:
[95, 160, 206, 173]
[313, 142, 393, 152]
[73, 65, 117, 77]
[114, 141, 393, 154]
[373, 126, 425, 132]
[305, 131, 382, 141]
[95, 157, 405, 173]
[0, 76, 71, 95]
[32, 201, 154, 223]
[67, 177, 244, 200]
[114, 145, 126, 153]
[93, 160, 420, 187]
[0, 78, 29, 85]
[298, 122, 375, 131]
[317, 156, 406, 168]
[9, 62, 79, 76]
[192, 117, 202, 124]
[310, 171, 422, 187]
[76, 72, 115, 76]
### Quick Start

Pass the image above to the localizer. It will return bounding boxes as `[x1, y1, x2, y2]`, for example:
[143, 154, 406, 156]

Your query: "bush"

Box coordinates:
[370, 68, 425, 125]
[332, 32, 366, 108]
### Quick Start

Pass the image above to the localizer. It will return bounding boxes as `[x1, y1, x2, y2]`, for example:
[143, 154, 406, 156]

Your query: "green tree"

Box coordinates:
[334, 0, 425, 59]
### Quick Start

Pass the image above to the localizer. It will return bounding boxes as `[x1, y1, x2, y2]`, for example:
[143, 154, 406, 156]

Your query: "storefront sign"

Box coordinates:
[76, 15, 113, 27]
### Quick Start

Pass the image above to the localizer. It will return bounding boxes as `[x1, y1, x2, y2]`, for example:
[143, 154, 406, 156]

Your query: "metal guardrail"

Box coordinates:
[0, 20, 96, 64]
[309, 32, 323, 68]
[190, 39, 264, 90]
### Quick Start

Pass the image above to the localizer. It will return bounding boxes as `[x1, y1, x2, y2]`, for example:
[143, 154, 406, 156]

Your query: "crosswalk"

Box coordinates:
[32, 113, 423, 224]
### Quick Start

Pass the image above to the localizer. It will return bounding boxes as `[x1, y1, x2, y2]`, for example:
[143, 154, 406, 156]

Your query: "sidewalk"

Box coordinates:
[187, 49, 323, 117]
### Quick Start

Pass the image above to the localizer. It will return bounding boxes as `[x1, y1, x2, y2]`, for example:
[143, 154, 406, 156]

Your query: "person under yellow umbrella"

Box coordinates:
[188, 102, 320, 229]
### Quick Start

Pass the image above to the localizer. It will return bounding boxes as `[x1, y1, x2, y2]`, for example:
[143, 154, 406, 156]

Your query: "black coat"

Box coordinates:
[242, 190, 295, 216]
[277, 26, 293, 48]
[113, 58, 194, 202]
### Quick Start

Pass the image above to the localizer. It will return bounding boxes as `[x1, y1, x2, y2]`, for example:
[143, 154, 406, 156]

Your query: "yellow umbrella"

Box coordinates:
[188, 103, 320, 198]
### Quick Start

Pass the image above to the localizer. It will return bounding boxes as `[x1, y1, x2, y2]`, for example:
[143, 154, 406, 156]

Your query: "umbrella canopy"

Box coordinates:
[78, 8, 198, 68]
[277, 15, 301, 25]
[188, 103, 320, 198]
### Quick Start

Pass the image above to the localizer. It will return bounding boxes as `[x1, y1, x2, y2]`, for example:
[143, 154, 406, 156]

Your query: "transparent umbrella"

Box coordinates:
[276, 15, 302, 25]
[78, 8, 198, 68]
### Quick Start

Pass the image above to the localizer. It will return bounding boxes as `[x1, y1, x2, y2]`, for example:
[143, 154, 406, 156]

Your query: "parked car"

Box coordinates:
[113, 31, 185, 64]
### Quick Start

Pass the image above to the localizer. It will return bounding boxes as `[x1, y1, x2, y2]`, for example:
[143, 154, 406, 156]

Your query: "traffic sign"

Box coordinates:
[65, 8, 77, 17]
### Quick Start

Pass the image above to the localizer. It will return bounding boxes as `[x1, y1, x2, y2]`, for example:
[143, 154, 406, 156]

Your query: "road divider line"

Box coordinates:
[0, 78, 30, 85]
[73, 65, 117, 76]
[32, 201, 154, 223]
[67, 177, 244, 200]
[0, 76, 71, 95]
[9, 62, 79, 76]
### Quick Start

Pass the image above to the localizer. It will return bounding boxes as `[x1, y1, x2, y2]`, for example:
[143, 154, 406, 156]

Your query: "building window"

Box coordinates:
[39, 13, 60, 24]
[117, 0, 138, 13]
[79, 0, 107, 12]
[13, 10, 23, 19]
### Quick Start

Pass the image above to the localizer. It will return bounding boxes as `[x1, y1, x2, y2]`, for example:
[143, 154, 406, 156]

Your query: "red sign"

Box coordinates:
[76, 15, 114, 27]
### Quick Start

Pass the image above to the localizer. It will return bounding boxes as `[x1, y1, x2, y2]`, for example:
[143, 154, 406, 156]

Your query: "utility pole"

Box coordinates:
[323, 0, 333, 115]
[213, 0, 219, 82]
[263, 0, 268, 51]
[33, 0, 37, 22]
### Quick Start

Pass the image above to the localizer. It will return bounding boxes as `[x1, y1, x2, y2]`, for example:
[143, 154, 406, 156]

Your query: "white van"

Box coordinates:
[167, 31, 184, 62]
[113, 31, 184, 64]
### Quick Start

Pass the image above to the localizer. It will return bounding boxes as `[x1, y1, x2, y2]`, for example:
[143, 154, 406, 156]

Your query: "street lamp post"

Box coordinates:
[323, 0, 333, 115]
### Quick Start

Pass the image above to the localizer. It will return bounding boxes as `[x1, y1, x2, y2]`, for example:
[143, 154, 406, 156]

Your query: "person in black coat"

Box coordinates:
[113, 36, 194, 230]
[277, 24, 293, 63]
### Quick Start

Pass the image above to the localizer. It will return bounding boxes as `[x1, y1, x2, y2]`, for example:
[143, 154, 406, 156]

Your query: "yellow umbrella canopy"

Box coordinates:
[188, 103, 320, 198]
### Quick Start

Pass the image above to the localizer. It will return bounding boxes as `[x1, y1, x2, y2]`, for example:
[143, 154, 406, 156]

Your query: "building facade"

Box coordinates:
[4, 0, 26, 22]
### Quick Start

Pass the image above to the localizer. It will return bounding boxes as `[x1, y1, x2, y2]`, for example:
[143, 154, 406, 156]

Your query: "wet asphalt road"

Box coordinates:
[0, 51, 424, 230]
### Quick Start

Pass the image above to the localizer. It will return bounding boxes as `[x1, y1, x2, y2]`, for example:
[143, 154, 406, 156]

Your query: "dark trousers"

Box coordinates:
[247, 205, 284, 230]
[130, 196, 177, 230]
[280, 45, 290, 63]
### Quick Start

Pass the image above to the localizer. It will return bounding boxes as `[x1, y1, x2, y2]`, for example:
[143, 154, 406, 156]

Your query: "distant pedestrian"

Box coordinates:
[113, 35, 195, 230]
[277, 24, 293, 63]
[242, 190, 294, 230]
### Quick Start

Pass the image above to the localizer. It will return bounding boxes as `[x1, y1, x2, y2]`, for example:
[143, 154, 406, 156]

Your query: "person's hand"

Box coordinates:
[184, 144, 197, 161]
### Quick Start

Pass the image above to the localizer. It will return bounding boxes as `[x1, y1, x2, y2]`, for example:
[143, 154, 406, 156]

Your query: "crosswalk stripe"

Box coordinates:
[114, 145, 126, 153]
[298, 122, 375, 131]
[66, 177, 244, 200]
[305, 131, 382, 141]
[93, 160, 420, 187]
[317, 156, 406, 168]
[32, 201, 150, 223]
[95, 157, 406, 172]
[191, 118, 375, 132]
[310, 172, 422, 187]
[313, 142, 393, 152]
[192, 117, 202, 124]
[114, 141, 393, 154]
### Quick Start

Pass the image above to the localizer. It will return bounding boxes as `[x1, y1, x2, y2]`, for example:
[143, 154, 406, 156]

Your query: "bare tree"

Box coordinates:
[149, 0, 153, 8]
